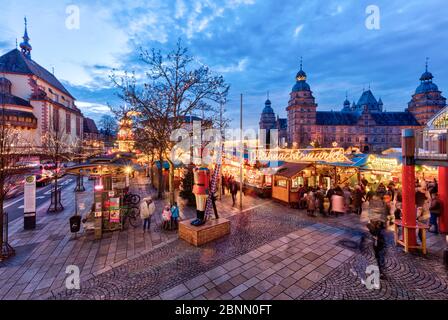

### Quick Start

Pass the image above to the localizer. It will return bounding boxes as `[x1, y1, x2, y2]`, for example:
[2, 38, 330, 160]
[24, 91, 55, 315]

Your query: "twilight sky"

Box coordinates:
[1, 0, 448, 129]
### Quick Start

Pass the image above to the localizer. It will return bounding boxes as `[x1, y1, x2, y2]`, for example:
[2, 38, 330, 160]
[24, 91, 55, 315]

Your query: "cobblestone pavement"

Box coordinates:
[49, 193, 448, 300]
[299, 235, 448, 300]
[0, 175, 195, 300]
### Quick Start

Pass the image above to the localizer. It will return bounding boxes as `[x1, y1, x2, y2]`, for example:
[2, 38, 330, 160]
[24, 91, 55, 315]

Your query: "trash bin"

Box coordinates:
[24, 212, 36, 230]
[69, 215, 82, 233]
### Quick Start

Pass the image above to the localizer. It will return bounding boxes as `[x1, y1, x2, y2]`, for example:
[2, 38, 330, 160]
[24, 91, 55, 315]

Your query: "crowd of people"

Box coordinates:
[292, 177, 442, 235]
[139, 196, 181, 232]
[293, 182, 370, 218]
[140, 173, 443, 243]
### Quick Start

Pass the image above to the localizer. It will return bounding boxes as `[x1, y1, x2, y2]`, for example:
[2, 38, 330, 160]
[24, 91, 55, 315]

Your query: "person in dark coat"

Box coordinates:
[415, 188, 427, 208]
[353, 185, 364, 215]
[367, 220, 387, 280]
[326, 187, 335, 214]
[315, 187, 325, 215]
[429, 193, 441, 234]
[230, 179, 239, 206]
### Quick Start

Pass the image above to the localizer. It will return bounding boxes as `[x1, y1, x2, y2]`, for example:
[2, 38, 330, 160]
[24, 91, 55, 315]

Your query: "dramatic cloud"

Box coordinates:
[1, 0, 447, 129]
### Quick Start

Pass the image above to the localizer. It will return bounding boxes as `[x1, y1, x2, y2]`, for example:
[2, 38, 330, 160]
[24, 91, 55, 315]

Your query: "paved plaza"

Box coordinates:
[1, 177, 447, 300]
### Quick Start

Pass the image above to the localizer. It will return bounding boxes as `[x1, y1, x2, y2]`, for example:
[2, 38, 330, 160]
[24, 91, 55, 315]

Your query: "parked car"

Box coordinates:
[5, 183, 24, 199]
[36, 174, 52, 187]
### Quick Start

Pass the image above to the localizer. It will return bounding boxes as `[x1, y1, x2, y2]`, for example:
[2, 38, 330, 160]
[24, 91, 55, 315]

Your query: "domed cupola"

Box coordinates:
[292, 57, 311, 92]
[415, 59, 439, 94]
[262, 97, 274, 114]
[341, 92, 351, 112]
[259, 92, 277, 130]
[0, 77, 12, 94]
[408, 58, 447, 125]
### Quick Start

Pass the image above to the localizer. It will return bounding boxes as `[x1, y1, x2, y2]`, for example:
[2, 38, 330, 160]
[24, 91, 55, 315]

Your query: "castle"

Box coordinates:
[260, 59, 446, 153]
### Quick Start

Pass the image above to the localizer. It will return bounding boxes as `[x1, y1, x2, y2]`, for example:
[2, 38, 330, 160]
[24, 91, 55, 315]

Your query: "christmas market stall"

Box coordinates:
[356, 154, 402, 187]
[65, 153, 141, 239]
[272, 162, 313, 205]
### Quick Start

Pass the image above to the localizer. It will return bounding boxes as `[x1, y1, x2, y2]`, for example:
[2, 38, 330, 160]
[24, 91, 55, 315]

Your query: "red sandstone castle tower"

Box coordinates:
[286, 59, 317, 147]
[408, 60, 446, 125]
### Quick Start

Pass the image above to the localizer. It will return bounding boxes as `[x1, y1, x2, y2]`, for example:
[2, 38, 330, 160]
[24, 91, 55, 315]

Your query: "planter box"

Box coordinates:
[179, 218, 230, 246]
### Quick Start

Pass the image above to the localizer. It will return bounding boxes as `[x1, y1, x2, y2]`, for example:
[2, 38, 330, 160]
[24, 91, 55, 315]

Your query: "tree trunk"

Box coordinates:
[157, 165, 163, 200]
[54, 161, 59, 211]
[168, 160, 175, 206]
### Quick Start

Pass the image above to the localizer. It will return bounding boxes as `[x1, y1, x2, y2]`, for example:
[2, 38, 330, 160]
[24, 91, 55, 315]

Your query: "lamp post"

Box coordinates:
[240, 94, 243, 211]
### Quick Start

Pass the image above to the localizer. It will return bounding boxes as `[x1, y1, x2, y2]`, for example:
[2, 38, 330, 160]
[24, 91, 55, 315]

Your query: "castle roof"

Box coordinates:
[316, 110, 419, 126]
[316, 111, 360, 125]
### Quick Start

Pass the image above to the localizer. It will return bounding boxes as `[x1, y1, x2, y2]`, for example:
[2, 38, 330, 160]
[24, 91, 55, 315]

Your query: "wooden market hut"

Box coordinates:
[272, 162, 312, 205]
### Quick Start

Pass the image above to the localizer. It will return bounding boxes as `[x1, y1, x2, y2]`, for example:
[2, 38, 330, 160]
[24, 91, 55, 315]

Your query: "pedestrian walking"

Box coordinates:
[162, 205, 172, 230]
[315, 187, 325, 215]
[326, 186, 335, 214]
[353, 185, 364, 215]
[306, 191, 317, 217]
[230, 179, 238, 206]
[429, 193, 441, 234]
[367, 220, 387, 280]
[140, 196, 155, 232]
[171, 202, 180, 230]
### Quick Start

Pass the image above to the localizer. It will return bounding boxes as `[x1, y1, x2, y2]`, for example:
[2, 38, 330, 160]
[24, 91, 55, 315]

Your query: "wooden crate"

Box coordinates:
[179, 218, 231, 246]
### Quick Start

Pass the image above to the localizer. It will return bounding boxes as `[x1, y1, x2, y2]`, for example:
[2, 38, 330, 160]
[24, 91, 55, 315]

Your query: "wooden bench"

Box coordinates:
[394, 219, 430, 254]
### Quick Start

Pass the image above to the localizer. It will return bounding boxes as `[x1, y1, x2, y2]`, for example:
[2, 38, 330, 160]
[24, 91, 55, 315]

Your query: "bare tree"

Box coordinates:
[41, 110, 78, 212]
[112, 40, 229, 204]
[99, 114, 117, 148]
[0, 104, 29, 259]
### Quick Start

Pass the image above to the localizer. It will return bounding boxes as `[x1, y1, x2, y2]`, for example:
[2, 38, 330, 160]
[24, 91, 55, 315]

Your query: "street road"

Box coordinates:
[3, 176, 77, 223]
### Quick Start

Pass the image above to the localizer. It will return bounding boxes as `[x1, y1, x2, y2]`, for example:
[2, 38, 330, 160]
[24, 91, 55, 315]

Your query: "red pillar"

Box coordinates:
[401, 129, 417, 246]
[439, 166, 448, 233]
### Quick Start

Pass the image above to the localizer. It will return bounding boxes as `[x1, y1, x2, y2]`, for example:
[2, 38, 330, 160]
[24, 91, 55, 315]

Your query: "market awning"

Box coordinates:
[274, 162, 312, 178]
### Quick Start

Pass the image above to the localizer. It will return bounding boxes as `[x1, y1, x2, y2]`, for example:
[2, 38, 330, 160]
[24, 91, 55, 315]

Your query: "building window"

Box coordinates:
[66, 113, 71, 134]
[53, 108, 60, 132]
[76, 117, 81, 137]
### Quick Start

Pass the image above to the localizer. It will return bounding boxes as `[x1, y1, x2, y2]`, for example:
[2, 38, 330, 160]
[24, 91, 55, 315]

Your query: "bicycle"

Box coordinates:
[121, 205, 140, 228]
[123, 193, 141, 206]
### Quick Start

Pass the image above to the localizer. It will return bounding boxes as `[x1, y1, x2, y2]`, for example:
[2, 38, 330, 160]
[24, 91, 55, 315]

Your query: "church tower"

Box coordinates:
[286, 58, 317, 147]
[259, 93, 277, 147]
[408, 59, 446, 125]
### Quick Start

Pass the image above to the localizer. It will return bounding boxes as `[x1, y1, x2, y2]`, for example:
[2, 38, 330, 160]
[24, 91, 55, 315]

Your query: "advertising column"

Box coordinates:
[401, 129, 417, 247]
[24, 175, 36, 230]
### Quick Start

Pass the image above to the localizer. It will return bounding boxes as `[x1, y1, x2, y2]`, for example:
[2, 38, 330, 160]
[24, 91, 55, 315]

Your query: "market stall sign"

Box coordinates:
[364, 155, 400, 172]
[257, 148, 351, 164]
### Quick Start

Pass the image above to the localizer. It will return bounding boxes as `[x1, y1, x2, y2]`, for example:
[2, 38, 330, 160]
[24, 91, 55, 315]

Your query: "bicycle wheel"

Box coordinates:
[127, 207, 140, 228]
[130, 194, 141, 205]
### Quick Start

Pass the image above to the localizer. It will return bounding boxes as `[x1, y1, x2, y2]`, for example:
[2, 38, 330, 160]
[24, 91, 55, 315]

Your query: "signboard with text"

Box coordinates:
[24, 175, 36, 213]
